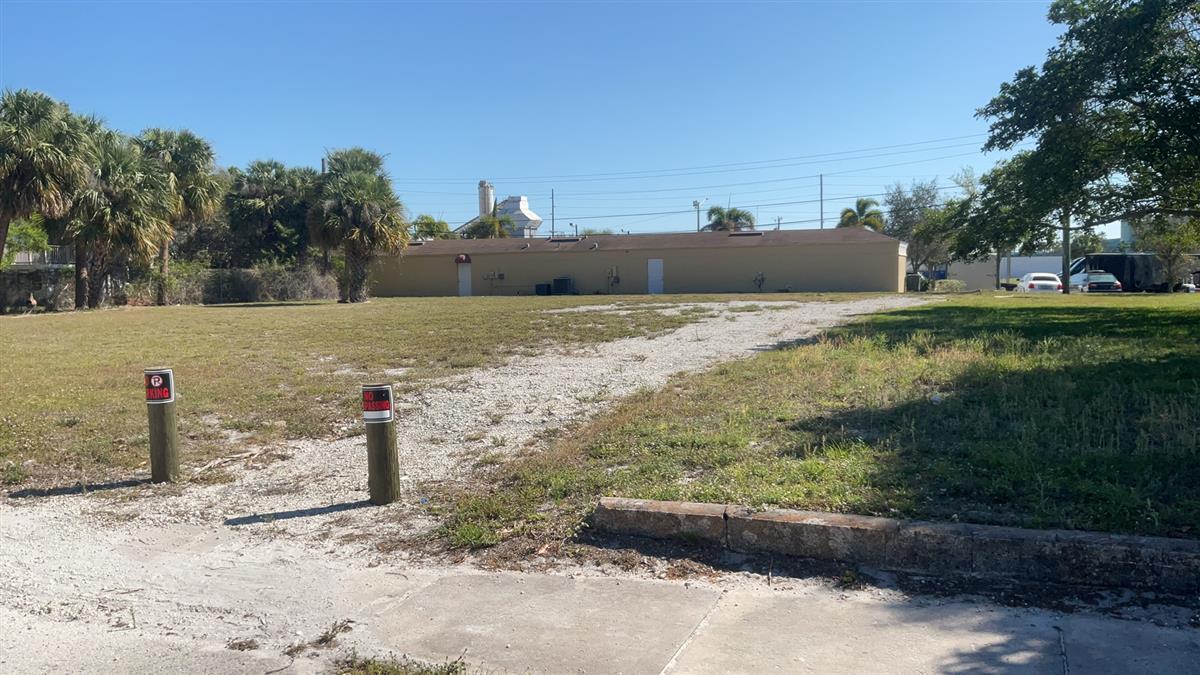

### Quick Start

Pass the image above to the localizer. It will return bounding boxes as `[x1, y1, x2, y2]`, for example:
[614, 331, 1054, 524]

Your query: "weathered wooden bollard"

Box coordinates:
[144, 367, 179, 483]
[362, 383, 400, 505]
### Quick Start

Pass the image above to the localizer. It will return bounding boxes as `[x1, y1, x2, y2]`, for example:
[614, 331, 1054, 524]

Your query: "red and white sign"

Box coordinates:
[144, 368, 175, 404]
[361, 384, 394, 423]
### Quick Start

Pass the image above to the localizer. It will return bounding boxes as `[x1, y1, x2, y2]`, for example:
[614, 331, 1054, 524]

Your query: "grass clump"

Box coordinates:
[444, 294, 1200, 545]
[335, 652, 466, 675]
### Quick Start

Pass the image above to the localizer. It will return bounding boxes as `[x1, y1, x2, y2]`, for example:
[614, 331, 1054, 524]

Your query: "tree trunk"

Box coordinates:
[1060, 209, 1072, 294]
[155, 235, 170, 305]
[87, 250, 108, 309]
[994, 253, 1002, 290]
[320, 246, 331, 274]
[74, 238, 89, 310]
[0, 216, 10, 264]
[343, 243, 371, 303]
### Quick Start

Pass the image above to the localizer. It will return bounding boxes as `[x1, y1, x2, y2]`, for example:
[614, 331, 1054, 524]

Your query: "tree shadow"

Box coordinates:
[778, 346, 1200, 537]
[6, 478, 149, 499]
[223, 499, 371, 526]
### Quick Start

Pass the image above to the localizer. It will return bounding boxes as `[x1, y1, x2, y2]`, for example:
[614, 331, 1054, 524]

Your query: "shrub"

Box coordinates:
[122, 263, 337, 306]
[933, 279, 967, 293]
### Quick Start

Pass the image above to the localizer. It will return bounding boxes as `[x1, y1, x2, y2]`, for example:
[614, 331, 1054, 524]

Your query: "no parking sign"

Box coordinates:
[144, 368, 175, 404]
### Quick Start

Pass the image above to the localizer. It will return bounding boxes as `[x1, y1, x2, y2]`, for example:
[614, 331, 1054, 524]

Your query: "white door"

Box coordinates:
[647, 258, 664, 295]
[457, 263, 472, 296]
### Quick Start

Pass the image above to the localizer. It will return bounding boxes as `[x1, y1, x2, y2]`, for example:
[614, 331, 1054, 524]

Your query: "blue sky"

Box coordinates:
[2, 1, 1080, 234]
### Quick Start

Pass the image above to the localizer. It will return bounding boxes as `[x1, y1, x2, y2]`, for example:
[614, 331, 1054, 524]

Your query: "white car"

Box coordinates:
[1016, 272, 1063, 293]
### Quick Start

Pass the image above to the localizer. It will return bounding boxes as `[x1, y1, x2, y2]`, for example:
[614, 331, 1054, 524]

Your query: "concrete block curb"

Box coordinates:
[591, 498, 1200, 592]
[592, 497, 728, 546]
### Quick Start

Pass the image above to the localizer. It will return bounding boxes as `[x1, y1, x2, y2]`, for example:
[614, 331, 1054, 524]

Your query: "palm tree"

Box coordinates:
[67, 128, 174, 308]
[0, 89, 90, 262]
[137, 129, 223, 305]
[703, 205, 755, 231]
[462, 203, 513, 239]
[308, 148, 407, 302]
[837, 197, 886, 231]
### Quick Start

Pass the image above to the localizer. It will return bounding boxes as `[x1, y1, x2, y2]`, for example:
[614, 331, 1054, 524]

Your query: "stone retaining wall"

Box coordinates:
[592, 497, 1200, 592]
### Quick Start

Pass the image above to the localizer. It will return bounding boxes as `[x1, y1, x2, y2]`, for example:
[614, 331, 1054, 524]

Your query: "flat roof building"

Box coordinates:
[371, 228, 907, 296]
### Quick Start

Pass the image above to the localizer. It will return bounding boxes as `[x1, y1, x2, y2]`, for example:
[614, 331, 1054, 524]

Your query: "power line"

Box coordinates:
[555, 184, 964, 221]
[390, 133, 988, 184]
[393, 141, 988, 186]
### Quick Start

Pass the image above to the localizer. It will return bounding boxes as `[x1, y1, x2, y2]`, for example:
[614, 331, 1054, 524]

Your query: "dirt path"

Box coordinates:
[1, 297, 938, 668]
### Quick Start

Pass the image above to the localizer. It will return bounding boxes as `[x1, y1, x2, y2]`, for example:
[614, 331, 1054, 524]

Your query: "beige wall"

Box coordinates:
[946, 257, 999, 290]
[371, 241, 904, 296]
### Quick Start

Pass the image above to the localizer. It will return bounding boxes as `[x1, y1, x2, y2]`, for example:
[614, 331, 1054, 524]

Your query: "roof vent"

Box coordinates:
[728, 231, 764, 237]
[521, 243, 531, 250]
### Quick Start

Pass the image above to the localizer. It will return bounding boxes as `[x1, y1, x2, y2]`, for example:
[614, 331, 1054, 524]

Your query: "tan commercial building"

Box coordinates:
[370, 228, 907, 297]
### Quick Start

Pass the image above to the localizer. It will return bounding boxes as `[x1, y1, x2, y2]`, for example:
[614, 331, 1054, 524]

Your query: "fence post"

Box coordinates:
[144, 367, 180, 482]
[362, 383, 400, 505]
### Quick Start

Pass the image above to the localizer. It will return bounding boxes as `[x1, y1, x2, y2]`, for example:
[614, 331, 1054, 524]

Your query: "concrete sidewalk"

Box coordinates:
[3, 505, 1197, 674]
[5, 567, 1198, 674]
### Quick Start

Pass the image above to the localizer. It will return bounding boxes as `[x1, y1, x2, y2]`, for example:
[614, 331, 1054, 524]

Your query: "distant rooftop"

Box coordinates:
[403, 228, 897, 256]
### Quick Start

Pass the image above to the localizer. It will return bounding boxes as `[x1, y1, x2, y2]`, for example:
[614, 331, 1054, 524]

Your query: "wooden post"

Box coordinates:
[144, 367, 179, 483]
[362, 383, 400, 505]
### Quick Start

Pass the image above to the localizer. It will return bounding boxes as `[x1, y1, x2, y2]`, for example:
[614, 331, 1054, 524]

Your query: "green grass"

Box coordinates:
[0, 293, 829, 484]
[443, 293, 1200, 544]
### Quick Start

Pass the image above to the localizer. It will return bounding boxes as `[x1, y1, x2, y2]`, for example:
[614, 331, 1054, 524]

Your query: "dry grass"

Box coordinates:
[442, 293, 1200, 546]
[0, 294, 834, 485]
[334, 652, 467, 675]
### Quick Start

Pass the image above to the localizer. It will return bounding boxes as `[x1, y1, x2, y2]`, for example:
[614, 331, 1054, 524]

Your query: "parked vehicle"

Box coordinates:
[1071, 270, 1123, 293]
[1016, 272, 1063, 293]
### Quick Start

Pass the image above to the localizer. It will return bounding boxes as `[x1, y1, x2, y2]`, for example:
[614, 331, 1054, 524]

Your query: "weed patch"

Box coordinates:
[443, 294, 1200, 545]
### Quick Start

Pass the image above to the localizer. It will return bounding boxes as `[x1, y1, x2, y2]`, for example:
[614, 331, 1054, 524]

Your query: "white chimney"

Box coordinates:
[478, 180, 495, 217]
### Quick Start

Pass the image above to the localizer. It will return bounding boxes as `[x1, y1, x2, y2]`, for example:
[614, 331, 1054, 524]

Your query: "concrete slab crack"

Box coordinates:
[659, 591, 724, 675]
[1054, 625, 1070, 675]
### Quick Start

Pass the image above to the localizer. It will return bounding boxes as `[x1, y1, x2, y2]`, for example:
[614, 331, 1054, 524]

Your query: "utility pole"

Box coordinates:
[819, 174, 824, 229]
[776, 216, 782, 231]
[551, 189, 555, 238]
[572, 222, 578, 237]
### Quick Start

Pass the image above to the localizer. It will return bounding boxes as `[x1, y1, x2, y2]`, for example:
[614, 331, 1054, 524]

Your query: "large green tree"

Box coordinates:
[308, 148, 407, 302]
[978, 0, 1200, 289]
[703, 205, 755, 231]
[137, 129, 223, 305]
[0, 89, 90, 262]
[226, 161, 319, 267]
[67, 128, 175, 308]
[885, 180, 946, 273]
[1133, 216, 1200, 291]
[951, 155, 1059, 287]
[837, 197, 885, 231]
